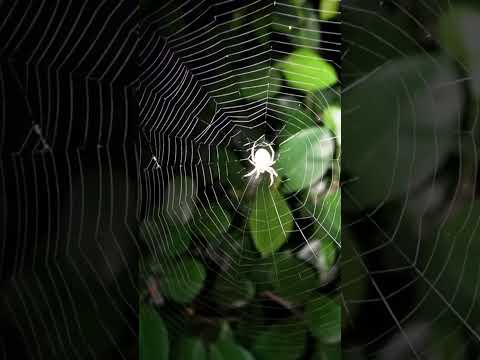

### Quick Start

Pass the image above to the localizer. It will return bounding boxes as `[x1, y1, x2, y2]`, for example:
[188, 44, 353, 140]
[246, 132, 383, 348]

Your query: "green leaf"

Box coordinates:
[140, 218, 191, 258]
[245, 251, 319, 306]
[281, 48, 337, 92]
[253, 319, 307, 360]
[217, 322, 235, 342]
[343, 55, 463, 208]
[342, 1, 419, 76]
[319, 0, 340, 21]
[236, 302, 265, 347]
[160, 258, 207, 303]
[246, 251, 317, 304]
[421, 202, 480, 322]
[211, 275, 255, 308]
[209, 341, 255, 360]
[306, 87, 340, 116]
[272, 252, 318, 304]
[244, 256, 277, 292]
[439, 6, 480, 96]
[312, 344, 341, 360]
[174, 337, 207, 360]
[310, 190, 341, 247]
[278, 127, 334, 192]
[320, 237, 338, 274]
[292, 0, 307, 6]
[429, 323, 467, 360]
[305, 297, 341, 344]
[140, 304, 169, 360]
[341, 230, 367, 329]
[297, 237, 338, 280]
[238, 63, 282, 101]
[190, 204, 232, 241]
[249, 185, 294, 257]
[162, 176, 198, 224]
[322, 106, 341, 144]
[274, 97, 317, 138]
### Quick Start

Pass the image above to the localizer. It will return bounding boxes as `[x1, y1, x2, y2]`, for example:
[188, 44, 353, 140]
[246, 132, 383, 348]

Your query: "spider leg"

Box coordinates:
[264, 167, 276, 186]
[248, 158, 255, 166]
[251, 139, 258, 159]
[266, 143, 275, 162]
[266, 167, 278, 177]
[243, 168, 256, 178]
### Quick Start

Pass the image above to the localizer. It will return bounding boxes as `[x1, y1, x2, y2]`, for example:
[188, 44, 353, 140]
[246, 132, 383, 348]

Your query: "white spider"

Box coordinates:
[243, 140, 278, 186]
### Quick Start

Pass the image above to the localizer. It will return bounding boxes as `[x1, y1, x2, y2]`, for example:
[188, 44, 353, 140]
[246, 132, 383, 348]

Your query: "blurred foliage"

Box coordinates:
[281, 48, 338, 92]
[340, 0, 480, 358]
[343, 55, 463, 208]
[439, 6, 480, 97]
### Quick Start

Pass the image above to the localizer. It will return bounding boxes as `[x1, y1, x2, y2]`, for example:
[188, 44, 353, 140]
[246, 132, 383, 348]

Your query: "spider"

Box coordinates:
[243, 140, 278, 186]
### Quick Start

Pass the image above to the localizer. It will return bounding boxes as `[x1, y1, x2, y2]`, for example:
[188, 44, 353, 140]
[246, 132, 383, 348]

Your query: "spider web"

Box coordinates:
[137, 0, 342, 356]
[0, 1, 138, 359]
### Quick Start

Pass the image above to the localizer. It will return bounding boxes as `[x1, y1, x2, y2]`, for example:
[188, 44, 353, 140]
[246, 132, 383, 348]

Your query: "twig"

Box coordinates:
[261, 291, 303, 318]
